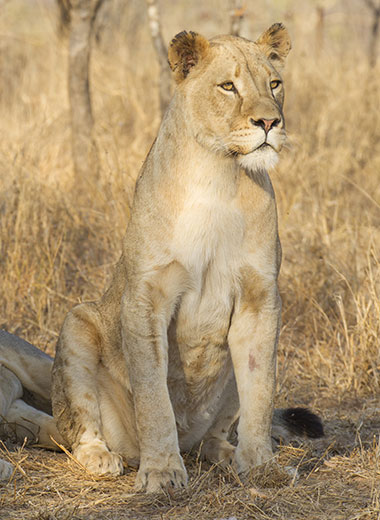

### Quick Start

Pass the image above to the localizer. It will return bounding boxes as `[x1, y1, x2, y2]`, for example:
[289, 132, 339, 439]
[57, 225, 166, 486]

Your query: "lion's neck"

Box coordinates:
[150, 93, 240, 200]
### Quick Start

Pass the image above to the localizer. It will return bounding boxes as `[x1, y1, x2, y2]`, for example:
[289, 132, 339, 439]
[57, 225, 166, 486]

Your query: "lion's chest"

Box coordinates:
[167, 193, 244, 443]
[172, 192, 244, 350]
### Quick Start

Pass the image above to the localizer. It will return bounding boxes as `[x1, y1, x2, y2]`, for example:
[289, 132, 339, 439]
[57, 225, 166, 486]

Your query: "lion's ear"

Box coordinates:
[168, 31, 210, 83]
[255, 23, 291, 69]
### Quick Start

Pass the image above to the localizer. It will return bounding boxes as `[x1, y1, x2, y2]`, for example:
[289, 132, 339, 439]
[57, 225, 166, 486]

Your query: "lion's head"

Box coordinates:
[168, 24, 291, 172]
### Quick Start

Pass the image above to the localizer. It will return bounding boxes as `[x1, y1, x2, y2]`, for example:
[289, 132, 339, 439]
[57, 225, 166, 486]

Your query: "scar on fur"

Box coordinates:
[249, 351, 257, 371]
[234, 64, 241, 77]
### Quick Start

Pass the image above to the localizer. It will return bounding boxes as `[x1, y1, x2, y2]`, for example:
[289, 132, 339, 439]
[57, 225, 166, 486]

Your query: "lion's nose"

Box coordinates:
[250, 118, 280, 133]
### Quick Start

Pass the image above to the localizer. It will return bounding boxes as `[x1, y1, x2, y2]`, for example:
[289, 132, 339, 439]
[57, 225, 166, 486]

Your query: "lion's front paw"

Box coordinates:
[135, 453, 188, 493]
[235, 441, 273, 474]
[73, 439, 124, 476]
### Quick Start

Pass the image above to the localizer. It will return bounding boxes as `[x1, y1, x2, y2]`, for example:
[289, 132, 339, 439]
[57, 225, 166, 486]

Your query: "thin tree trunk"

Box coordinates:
[145, 0, 172, 117]
[369, 7, 380, 66]
[229, 1, 245, 37]
[365, 0, 380, 66]
[57, 0, 71, 36]
[315, 5, 325, 58]
[68, 0, 99, 181]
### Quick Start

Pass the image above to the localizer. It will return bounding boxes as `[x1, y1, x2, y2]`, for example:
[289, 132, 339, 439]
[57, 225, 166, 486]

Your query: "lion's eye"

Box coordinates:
[219, 82, 236, 92]
[270, 80, 281, 90]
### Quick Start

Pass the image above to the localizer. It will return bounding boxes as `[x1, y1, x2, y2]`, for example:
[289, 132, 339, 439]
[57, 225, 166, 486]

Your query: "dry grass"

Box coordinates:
[0, 0, 379, 518]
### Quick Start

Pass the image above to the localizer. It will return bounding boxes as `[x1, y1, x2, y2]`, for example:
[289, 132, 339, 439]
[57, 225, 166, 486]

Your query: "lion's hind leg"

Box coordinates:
[0, 364, 23, 418]
[0, 330, 53, 404]
[52, 303, 124, 476]
[4, 399, 64, 449]
[0, 363, 63, 477]
[199, 377, 239, 468]
[0, 365, 22, 480]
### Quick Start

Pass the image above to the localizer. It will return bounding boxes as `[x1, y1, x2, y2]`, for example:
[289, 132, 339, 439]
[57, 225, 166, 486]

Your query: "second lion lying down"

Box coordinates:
[0, 25, 323, 491]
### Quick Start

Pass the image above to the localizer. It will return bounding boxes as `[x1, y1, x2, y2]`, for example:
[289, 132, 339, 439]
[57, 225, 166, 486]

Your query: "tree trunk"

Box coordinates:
[369, 8, 380, 66]
[229, 1, 245, 37]
[68, 0, 99, 181]
[57, 0, 71, 36]
[315, 6, 325, 58]
[365, 0, 380, 66]
[145, 0, 172, 117]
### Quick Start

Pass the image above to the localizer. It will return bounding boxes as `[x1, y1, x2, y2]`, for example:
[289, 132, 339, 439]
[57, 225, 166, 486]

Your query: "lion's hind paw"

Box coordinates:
[73, 439, 124, 476]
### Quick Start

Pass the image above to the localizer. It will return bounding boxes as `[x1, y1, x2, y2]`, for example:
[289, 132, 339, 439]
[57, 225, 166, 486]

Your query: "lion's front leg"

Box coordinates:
[228, 267, 281, 473]
[121, 261, 188, 493]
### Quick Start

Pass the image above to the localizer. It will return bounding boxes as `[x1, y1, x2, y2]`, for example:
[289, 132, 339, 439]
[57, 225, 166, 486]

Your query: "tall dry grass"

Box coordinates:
[0, 1, 379, 518]
[1, 0, 378, 399]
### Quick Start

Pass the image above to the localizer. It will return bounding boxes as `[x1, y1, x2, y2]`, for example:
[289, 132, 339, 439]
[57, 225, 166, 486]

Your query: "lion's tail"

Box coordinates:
[272, 407, 324, 442]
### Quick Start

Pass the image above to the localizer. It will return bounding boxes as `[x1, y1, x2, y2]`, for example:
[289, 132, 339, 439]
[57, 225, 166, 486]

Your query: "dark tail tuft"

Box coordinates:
[281, 407, 324, 438]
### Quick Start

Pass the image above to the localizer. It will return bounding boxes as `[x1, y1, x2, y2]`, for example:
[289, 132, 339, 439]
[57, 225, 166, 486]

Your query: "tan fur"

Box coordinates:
[4, 25, 293, 491]
[0, 342, 64, 481]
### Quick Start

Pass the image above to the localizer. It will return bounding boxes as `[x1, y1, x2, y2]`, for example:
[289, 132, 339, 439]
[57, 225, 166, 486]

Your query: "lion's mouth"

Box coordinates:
[256, 141, 282, 153]
[245, 142, 276, 154]
[227, 141, 278, 157]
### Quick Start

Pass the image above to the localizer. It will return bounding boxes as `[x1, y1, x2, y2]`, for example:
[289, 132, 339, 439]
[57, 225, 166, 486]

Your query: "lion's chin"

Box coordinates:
[237, 146, 279, 172]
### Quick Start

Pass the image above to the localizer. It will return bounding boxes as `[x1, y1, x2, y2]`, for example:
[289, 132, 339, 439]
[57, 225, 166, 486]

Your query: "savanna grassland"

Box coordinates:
[0, 0, 379, 518]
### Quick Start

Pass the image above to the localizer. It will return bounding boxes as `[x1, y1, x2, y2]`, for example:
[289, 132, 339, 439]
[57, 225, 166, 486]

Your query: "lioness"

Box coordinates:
[0, 25, 323, 490]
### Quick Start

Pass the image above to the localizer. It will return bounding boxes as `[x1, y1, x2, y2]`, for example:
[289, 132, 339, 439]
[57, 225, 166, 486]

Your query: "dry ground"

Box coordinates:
[0, 0, 379, 518]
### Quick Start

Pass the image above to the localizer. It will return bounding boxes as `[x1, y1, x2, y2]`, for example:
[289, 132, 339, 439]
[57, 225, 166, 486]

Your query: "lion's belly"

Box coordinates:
[167, 268, 237, 450]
